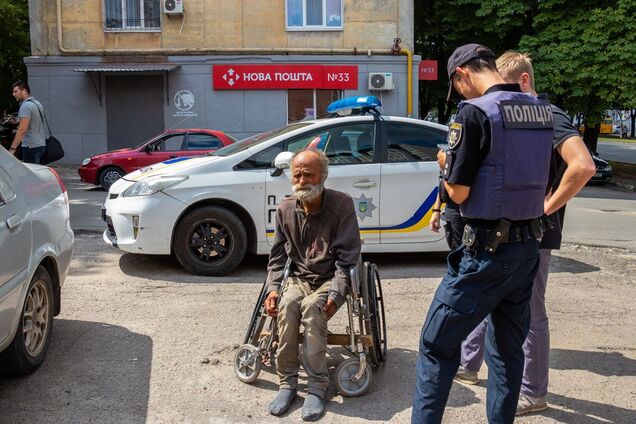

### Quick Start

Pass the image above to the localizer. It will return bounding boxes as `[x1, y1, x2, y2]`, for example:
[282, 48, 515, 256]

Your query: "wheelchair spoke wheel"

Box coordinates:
[335, 357, 372, 397]
[234, 344, 261, 384]
[365, 263, 387, 366]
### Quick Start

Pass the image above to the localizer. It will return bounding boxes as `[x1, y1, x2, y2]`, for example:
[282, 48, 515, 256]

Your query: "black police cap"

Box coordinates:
[446, 44, 495, 102]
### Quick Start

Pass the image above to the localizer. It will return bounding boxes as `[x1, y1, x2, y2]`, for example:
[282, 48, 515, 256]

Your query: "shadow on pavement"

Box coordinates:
[549, 255, 601, 274]
[551, 348, 636, 377]
[118, 251, 448, 283]
[0, 319, 152, 423]
[118, 251, 269, 284]
[537, 392, 636, 424]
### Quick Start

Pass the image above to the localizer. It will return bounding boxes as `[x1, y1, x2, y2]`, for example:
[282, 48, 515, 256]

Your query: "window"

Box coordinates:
[385, 123, 446, 163]
[235, 122, 375, 170]
[153, 134, 184, 151]
[288, 89, 341, 123]
[186, 134, 223, 151]
[105, 0, 161, 31]
[286, 0, 343, 30]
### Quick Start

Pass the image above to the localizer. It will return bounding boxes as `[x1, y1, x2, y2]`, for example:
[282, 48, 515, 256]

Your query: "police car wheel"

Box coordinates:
[173, 206, 247, 276]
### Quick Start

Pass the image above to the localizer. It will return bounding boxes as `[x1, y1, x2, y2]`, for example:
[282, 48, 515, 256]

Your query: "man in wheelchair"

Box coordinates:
[263, 148, 361, 421]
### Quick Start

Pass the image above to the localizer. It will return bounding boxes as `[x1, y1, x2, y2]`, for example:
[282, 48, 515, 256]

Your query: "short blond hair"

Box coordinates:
[496, 51, 535, 91]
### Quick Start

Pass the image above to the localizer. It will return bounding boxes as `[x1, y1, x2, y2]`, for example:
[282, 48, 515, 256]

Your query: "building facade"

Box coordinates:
[27, 0, 419, 163]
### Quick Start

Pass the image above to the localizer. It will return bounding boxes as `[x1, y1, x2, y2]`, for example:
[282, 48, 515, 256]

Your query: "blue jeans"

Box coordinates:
[22, 146, 46, 164]
[412, 240, 540, 424]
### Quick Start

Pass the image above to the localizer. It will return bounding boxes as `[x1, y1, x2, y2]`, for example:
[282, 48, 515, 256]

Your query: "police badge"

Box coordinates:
[448, 123, 463, 150]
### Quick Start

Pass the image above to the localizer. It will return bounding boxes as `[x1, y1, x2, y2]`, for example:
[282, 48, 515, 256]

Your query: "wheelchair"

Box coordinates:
[234, 259, 387, 397]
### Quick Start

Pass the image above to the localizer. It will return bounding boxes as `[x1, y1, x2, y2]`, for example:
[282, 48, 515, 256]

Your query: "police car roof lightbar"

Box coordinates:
[326, 96, 383, 116]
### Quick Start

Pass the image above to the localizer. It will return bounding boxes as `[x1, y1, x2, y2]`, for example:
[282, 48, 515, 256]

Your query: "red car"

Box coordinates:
[78, 129, 236, 190]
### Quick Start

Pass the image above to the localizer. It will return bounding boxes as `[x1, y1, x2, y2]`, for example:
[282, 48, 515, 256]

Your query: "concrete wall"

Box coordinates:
[25, 54, 420, 164]
[33, 0, 414, 55]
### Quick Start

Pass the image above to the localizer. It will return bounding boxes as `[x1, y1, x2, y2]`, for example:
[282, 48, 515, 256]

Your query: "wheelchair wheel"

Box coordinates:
[365, 263, 387, 366]
[334, 357, 372, 397]
[234, 344, 261, 384]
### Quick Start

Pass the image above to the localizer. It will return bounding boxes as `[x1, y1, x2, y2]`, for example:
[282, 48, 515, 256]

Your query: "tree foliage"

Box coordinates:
[0, 0, 30, 115]
[415, 0, 636, 148]
[519, 0, 636, 149]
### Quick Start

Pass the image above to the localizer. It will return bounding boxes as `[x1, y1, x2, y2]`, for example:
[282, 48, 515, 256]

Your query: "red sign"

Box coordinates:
[419, 60, 438, 81]
[213, 65, 358, 90]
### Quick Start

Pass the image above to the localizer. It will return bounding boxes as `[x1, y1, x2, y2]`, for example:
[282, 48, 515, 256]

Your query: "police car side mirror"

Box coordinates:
[271, 151, 294, 177]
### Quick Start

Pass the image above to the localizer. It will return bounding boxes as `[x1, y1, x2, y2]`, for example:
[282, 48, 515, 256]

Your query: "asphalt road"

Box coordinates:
[1, 166, 633, 423]
[596, 140, 636, 164]
[55, 165, 636, 252]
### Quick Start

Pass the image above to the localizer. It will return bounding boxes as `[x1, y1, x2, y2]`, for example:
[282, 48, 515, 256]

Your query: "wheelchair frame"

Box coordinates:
[234, 260, 387, 397]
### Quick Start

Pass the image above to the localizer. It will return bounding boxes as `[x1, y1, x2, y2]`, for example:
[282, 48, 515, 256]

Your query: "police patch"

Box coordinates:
[498, 100, 554, 129]
[448, 123, 463, 150]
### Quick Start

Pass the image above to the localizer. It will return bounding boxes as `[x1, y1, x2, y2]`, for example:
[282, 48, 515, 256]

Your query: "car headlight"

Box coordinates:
[122, 175, 189, 197]
[81, 158, 91, 166]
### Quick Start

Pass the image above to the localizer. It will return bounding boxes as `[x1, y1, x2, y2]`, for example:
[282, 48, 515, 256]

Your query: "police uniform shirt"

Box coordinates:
[539, 94, 581, 250]
[445, 83, 524, 228]
[446, 83, 522, 187]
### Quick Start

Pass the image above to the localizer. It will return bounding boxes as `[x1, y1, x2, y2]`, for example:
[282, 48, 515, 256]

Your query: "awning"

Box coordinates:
[73, 63, 180, 72]
[73, 63, 180, 105]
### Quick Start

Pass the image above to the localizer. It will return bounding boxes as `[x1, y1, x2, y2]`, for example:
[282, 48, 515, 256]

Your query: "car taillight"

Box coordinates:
[49, 168, 70, 217]
[49, 168, 67, 193]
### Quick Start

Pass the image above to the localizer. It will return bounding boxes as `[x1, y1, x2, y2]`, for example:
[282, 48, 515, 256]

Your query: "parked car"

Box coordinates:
[78, 129, 237, 190]
[589, 153, 612, 185]
[0, 148, 73, 376]
[102, 96, 449, 276]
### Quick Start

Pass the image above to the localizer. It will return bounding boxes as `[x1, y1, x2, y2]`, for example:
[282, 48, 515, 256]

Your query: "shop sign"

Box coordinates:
[213, 64, 358, 90]
[419, 60, 438, 81]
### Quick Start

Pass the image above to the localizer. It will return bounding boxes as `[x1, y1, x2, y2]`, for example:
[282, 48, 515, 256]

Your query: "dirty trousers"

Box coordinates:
[276, 276, 331, 398]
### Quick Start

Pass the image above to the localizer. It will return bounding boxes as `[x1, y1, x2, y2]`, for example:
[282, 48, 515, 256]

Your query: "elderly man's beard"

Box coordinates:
[293, 181, 325, 203]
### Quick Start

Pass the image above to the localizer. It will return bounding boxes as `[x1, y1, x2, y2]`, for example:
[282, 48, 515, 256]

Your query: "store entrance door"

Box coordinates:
[106, 75, 164, 150]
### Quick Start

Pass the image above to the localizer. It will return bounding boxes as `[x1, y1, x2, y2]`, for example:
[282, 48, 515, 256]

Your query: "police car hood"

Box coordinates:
[122, 154, 226, 182]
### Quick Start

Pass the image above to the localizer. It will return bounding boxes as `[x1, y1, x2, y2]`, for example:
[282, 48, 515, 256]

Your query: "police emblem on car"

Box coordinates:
[448, 123, 463, 149]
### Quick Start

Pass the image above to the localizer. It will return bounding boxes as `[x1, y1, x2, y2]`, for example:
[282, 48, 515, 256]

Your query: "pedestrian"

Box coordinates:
[264, 148, 361, 421]
[8, 81, 47, 164]
[454, 51, 596, 415]
[411, 43, 555, 424]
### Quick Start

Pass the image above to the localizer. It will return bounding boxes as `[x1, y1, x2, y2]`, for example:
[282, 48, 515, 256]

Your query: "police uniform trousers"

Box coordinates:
[276, 276, 331, 398]
[412, 239, 540, 424]
[460, 249, 552, 398]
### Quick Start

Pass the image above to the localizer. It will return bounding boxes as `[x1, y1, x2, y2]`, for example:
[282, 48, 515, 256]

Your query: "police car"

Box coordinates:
[102, 96, 448, 276]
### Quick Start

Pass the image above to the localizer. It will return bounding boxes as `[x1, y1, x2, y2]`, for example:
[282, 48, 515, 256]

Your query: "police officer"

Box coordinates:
[411, 44, 554, 424]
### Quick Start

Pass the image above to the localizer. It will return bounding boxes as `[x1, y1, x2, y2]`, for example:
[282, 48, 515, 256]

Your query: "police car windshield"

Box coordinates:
[211, 123, 311, 156]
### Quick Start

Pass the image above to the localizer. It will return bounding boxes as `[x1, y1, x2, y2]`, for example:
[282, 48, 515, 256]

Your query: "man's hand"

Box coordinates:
[323, 299, 337, 319]
[264, 291, 279, 316]
[430, 211, 441, 232]
[437, 150, 446, 169]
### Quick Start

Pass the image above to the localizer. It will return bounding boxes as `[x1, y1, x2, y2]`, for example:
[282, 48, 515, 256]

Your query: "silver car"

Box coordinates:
[0, 148, 73, 376]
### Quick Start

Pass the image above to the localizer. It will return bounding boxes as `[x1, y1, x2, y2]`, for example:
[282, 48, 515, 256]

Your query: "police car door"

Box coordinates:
[378, 121, 447, 245]
[264, 120, 381, 245]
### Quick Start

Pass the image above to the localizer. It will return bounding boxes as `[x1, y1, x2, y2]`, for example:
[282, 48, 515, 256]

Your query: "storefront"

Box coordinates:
[25, 54, 420, 164]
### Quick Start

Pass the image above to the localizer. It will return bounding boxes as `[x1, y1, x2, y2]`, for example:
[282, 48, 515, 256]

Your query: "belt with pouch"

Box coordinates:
[462, 218, 543, 253]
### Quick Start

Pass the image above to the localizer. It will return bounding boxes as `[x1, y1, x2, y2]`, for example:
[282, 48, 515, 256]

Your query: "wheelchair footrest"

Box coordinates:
[259, 331, 373, 347]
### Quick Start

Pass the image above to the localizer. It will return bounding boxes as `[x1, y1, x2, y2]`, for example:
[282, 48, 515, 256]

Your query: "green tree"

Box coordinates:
[518, 0, 636, 151]
[414, 0, 536, 124]
[0, 0, 30, 115]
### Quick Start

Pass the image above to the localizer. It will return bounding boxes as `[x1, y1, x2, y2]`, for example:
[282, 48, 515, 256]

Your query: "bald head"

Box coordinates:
[290, 148, 329, 203]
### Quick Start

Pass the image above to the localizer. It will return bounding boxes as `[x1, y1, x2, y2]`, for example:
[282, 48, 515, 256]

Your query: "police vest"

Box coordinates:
[459, 91, 553, 221]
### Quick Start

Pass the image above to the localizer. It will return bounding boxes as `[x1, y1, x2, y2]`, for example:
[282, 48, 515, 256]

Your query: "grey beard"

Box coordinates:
[293, 182, 324, 203]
